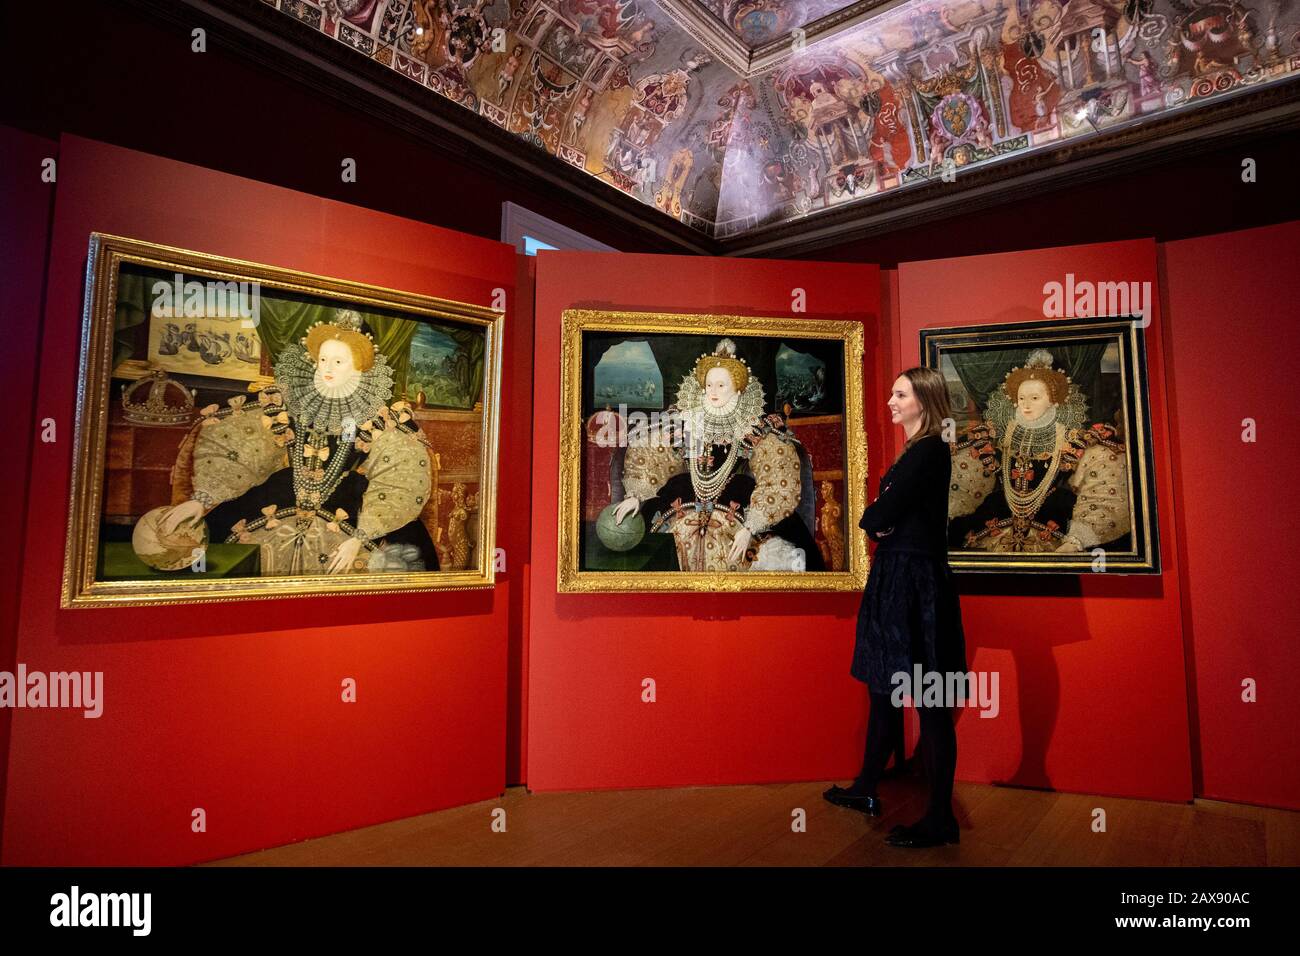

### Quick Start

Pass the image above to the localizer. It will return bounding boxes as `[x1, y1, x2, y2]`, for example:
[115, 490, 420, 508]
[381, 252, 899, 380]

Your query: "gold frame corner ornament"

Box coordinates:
[61, 232, 506, 608]
[556, 308, 869, 593]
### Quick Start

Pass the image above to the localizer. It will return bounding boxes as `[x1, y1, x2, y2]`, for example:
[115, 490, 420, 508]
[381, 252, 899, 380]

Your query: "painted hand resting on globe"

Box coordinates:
[615, 494, 752, 564]
[159, 498, 205, 534]
[612, 496, 641, 524]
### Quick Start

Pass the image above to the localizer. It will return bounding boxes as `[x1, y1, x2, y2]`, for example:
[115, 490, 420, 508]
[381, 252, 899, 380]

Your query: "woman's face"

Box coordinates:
[1016, 379, 1054, 422]
[317, 339, 358, 388]
[704, 367, 737, 409]
[888, 375, 922, 429]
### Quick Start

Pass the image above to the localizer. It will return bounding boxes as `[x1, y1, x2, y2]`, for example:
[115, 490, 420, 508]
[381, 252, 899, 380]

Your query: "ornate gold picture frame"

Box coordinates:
[558, 309, 868, 593]
[62, 233, 504, 607]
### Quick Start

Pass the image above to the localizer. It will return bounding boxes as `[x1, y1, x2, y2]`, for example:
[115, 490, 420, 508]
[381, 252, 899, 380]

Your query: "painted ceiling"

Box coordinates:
[696, 0, 864, 46]
[268, 0, 1299, 238]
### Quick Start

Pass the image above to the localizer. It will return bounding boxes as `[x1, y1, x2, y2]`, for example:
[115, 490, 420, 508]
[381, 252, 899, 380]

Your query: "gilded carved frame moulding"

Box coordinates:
[557, 308, 869, 593]
[62, 233, 505, 607]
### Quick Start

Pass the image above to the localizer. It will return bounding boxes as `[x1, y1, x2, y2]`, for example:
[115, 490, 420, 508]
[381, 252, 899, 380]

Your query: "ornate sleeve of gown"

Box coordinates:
[621, 424, 684, 501]
[1065, 441, 1130, 548]
[356, 427, 433, 540]
[191, 407, 285, 506]
[743, 432, 801, 534]
[948, 428, 997, 519]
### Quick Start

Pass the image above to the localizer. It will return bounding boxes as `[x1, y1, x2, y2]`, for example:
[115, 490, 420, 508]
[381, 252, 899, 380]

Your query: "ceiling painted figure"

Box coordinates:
[270, 0, 1300, 236]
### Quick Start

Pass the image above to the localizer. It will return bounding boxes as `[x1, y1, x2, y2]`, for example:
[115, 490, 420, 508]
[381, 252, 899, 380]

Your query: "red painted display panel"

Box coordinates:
[2, 137, 519, 865]
[0, 126, 57, 861]
[897, 239, 1192, 802]
[527, 251, 882, 791]
[1163, 222, 1300, 811]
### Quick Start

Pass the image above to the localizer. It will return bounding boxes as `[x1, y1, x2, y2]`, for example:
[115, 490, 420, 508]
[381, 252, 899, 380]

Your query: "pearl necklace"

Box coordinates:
[689, 439, 741, 502]
[1001, 422, 1062, 520]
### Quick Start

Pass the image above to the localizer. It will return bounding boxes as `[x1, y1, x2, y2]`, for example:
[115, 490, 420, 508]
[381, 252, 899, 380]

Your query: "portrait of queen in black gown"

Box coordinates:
[611, 338, 824, 573]
[948, 348, 1130, 555]
[145, 310, 439, 575]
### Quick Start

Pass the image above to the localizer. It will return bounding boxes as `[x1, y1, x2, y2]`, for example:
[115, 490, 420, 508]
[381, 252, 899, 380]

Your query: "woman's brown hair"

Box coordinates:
[898, 366, 952, 450]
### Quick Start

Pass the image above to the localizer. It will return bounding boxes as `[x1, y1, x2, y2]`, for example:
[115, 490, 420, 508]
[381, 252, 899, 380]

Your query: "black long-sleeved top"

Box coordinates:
[858, 433, 951, 557]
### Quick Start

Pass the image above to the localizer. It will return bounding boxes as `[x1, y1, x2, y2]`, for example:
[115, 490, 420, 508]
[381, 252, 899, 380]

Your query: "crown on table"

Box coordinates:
[121, 369, 196, 426]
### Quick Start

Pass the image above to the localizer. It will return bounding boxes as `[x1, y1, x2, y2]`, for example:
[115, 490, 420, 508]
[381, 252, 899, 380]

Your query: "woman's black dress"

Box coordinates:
[851, 434, 966, 693]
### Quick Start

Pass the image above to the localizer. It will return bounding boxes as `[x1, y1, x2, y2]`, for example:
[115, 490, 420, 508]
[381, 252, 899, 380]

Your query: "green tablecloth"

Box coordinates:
[98, 543, 261, 580]
[582, 522, 679, 572]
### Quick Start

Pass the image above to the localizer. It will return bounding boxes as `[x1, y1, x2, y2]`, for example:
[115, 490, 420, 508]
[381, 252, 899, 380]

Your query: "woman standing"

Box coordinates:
[824, 367, 967, 848]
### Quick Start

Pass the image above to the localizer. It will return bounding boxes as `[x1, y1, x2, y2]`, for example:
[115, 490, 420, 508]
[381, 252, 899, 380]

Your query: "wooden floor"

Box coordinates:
[208, 776, 1300, 867]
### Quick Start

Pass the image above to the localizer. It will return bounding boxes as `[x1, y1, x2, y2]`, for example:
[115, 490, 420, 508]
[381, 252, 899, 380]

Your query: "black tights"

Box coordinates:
[850, 691, 957, 830]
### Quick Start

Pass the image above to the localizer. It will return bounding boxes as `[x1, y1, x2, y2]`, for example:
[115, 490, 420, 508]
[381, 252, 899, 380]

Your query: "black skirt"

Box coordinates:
[851, 550, 967, 694]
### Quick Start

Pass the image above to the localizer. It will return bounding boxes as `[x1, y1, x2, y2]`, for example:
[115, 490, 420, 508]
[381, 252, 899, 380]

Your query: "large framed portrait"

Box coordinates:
[62, 233, 504, 607]
[922, 316, 1160, 574]
[558, 310, 868, 592]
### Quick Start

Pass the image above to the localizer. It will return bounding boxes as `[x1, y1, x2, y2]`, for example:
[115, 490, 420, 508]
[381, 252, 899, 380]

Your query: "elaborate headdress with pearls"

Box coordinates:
[304, 308, 378, 372]
[1001, 348, 1070, 405]
[676, 338, 765, 449]
[692, 338, 750, 392]
[988, 349, 1088, 448]
[275, 307, 394, 434]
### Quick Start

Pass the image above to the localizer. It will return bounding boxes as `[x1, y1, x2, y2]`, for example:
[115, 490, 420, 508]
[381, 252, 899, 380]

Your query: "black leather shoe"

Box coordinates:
[822, 785, 882, 817]
[884, 820, 959, 847]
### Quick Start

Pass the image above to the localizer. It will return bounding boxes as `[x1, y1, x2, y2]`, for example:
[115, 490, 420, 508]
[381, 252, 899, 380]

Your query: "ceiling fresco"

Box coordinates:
[268, 0, 1299, 238]
[694, 0, 863, 46]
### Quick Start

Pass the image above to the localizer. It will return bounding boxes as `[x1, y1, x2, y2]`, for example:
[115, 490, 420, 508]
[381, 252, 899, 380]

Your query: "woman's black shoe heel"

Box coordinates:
[822, 785, 883, 817]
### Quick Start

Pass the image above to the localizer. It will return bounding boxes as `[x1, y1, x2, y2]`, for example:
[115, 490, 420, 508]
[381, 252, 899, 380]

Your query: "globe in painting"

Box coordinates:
[596, 502, 645, 552]
[131, 506, 209, 571]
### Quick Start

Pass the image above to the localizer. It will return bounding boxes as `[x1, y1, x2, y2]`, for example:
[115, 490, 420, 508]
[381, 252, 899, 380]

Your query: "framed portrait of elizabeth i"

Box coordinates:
[62, 233, 504, 607]
[558, 309, 868, 593]
[922, 316, 1160, 574]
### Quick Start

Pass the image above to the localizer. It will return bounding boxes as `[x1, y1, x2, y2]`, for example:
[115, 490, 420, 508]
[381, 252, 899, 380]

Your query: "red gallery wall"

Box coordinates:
[527, 251, 885, 791]
[0, 126, 57, 861]
[895, 239, 1192, 802]
[1, 137, 522, 865]
[1162, 222, 1300, 811]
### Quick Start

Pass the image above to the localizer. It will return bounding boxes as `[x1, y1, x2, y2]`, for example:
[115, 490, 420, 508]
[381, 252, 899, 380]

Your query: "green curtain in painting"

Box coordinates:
[367, 314, 419, 398]
[252, 301, 416, 395]
[113, 270, 151, 370]
[113, 269, 484, 406]
[947, 342, 1107, 419]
